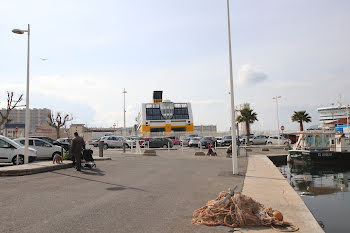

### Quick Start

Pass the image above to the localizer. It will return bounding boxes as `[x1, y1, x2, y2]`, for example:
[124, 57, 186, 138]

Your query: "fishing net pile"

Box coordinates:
[192, 189, 299, 232]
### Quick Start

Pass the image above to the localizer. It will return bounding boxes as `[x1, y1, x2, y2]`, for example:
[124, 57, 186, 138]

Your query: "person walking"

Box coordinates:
[70, 132, 85, 171]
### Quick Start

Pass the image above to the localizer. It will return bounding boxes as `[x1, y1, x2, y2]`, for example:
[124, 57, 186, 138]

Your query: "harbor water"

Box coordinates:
[276, 162, 350, 233]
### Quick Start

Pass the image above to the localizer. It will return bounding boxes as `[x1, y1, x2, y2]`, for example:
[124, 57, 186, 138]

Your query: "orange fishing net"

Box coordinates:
[192, 189, 298, 232]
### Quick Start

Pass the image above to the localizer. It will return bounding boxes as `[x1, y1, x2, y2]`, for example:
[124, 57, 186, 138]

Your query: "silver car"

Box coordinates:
[189, 137, 202, 147]
[14, 138, 62, 159]
[102, 136, 125, 149]
[249, 135, 268, 145]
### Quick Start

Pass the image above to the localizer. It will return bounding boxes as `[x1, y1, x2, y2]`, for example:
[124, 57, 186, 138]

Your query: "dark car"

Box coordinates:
[199, 136, 217, 148]
[55, 138, 72, 151]
[222, 135, 232, 146]
[222, 135, 241, 146]
[144, 137, 173, 148]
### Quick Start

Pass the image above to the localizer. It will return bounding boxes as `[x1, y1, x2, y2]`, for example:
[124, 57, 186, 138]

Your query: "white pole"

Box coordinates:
[227, 0, 238, 174]
[24, 24, 30, 164]
[122, 88, 127, 153]
[273, 96, 281, 146]
[347, 105, 349, 136]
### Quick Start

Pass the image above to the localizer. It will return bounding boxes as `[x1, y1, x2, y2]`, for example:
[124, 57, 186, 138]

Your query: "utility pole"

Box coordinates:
[123, 88, 127, 153]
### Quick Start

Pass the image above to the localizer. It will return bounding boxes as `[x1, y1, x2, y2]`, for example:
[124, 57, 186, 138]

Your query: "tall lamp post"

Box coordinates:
[273, 96, 281, 145]
[226, 0, 238, 174]
[122, 88, 127, 153]
[12, 24, 30, 164]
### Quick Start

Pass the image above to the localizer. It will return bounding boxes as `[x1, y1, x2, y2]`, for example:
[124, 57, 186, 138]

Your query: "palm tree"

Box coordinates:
[291, 111, 311, 131]
[236, 108, 258, 145]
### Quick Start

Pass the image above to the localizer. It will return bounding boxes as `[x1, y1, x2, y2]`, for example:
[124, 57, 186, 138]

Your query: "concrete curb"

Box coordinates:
[93, 157, 112, 161]
[0, 163, 73, 176]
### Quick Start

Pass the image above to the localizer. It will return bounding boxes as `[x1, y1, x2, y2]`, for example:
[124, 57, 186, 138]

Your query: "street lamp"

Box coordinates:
[12, 24, 30, 164]
[122, 88, 127, 153]
[226, 0, 238, 174]
[272, 96, 281, 145]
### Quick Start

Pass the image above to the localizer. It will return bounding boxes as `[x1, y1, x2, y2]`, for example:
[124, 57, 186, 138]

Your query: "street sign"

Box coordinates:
[281, 126, 285, 131]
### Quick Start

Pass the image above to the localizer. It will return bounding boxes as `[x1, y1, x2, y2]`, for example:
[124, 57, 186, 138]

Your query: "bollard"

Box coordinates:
[61, 146, 64, 159]
[215, 141, 217, 149]
[123, 139, 126, 153]
[147, 141, 150, 149]
[99, 140, 104, 157]
[168, 142, 170, 152]
[181, 141, 184, 152]
[199, 142, 202, 152]
[130, 141, 133, 153]
[136, 140, 142, 154]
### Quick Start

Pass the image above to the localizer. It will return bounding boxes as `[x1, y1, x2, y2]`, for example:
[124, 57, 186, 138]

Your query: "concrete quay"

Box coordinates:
[241, 154, 324, 233]
[0, 156, 111, 176]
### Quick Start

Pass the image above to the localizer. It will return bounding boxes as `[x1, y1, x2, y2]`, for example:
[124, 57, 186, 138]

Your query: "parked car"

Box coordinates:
[0, 135, 37, 165]
[14, 138, 62, 159]
[125, 136, 144, 148]
[30, 136, 56, 145]
[102, 136, 125, 149]
[89, 139, 100, 147]
[249, 135, 269, 145]
[222, 135, 232, 146]
[181, 136, 191, 146]
[189, 137, 202, 147]
[143, 137, 173, 148]
[215, 137, 223, 146]
[167, 136, 181, 145]
[199, 136, 217, 148]
[55, 138, 72, 151]
[266, 136, 291, 145]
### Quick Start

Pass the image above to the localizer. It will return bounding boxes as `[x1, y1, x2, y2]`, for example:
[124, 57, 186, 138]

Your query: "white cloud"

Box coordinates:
[236, 64, 268, 86]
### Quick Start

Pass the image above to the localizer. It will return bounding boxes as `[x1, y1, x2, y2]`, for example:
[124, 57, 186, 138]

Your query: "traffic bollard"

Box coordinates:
[99, 140, 104, 157]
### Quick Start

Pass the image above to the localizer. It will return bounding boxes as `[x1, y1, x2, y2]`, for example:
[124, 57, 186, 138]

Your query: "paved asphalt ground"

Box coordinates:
[0, 147, 248, 233]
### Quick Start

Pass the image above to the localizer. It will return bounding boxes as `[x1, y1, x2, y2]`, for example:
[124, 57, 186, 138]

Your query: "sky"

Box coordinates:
[0, 0, 349, 132]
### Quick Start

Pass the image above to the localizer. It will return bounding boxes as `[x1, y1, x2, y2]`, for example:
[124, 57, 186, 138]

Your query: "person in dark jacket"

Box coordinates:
[70, 132, 86, 171]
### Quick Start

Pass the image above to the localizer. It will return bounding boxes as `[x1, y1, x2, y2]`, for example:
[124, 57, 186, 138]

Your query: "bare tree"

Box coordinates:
[0, 92, 23, 127]
[47, 112, 73, 139]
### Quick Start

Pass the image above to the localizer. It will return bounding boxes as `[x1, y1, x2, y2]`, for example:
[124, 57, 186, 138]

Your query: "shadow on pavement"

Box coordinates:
[81, 167, 105, 176]
[106, 186, 127, 191]
[50, 170, 146, 192]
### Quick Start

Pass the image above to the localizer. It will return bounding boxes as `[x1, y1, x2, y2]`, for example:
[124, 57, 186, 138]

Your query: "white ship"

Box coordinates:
[317, 99, 350, 132]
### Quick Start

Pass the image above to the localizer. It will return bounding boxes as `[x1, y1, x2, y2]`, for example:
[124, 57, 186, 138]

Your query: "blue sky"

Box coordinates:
[1, 0, 349, 132]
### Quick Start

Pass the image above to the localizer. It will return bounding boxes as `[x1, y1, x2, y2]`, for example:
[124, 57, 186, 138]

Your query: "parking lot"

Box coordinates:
[0, 146, 250, 233]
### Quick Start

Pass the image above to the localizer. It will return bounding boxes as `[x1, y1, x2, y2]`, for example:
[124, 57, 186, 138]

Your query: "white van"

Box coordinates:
[0, 135, 37, 165]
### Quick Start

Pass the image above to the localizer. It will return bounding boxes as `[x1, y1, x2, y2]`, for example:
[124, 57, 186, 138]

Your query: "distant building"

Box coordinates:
[193, 125, 217, 134]
[0, 108, 51, 134]
[136, 91, 194, 137]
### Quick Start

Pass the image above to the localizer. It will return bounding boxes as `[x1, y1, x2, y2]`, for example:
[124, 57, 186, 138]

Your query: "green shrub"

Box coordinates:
[63, 152, 71, 160]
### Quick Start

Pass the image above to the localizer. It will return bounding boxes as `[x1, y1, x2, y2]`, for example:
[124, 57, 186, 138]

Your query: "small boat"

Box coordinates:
[289, 131, 350, 165]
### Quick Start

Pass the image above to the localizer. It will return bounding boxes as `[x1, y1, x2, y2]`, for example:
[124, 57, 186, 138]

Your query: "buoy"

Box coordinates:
[273, 211, 283, 221]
